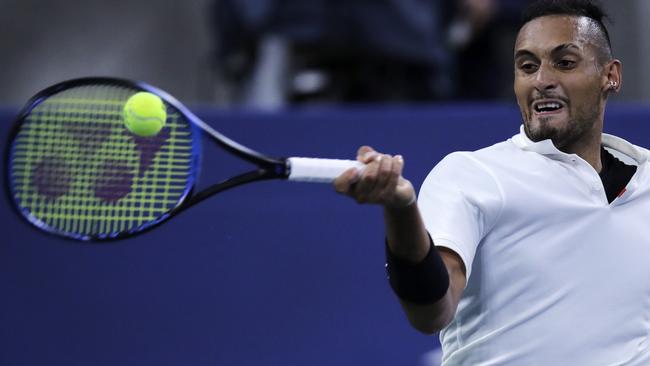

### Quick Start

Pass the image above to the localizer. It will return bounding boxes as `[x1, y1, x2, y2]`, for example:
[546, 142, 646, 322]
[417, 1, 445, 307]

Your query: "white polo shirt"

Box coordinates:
[418, 127, 650, 365]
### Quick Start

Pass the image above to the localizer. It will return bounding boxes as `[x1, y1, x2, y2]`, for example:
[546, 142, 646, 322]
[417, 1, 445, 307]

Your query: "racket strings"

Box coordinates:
[9, 84, 195, 239]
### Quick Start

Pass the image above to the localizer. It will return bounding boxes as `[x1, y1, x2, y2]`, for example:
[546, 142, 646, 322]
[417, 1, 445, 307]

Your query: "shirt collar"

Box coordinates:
[511, 125, 650, 165]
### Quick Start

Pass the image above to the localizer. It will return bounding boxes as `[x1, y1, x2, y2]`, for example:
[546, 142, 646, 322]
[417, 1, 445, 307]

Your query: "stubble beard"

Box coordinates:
[523, 97, 601, 151]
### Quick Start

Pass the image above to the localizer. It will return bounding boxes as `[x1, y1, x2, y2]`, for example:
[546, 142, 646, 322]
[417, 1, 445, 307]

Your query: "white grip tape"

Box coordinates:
[287, 157, 363, 183]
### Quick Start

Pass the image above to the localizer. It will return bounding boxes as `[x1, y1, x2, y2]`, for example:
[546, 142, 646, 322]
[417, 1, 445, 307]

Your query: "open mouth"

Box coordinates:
[533, 101, 564, 113]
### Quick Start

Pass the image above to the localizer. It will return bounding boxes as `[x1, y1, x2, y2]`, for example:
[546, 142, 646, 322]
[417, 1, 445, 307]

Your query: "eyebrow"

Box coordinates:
[514, 43, 581, 60]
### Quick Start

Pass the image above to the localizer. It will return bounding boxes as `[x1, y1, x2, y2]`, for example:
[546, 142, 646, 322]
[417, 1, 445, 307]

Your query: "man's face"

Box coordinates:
[514, 15, 609, 150]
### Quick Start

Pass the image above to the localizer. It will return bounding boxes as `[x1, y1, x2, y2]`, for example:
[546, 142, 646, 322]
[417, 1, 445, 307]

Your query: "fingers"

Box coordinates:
[356, 146, 376, 162]
[353, 154, 384, 202]
[342, 148, 408, 206]
[378, 155, 404, 198]
[365, 155, 405, 204]
[334, 145, 379, 196]
[333, 166, 360, 194]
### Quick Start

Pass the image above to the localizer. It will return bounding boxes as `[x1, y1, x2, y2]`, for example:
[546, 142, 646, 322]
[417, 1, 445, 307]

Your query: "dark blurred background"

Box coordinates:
[0, 0, 648, 108]
[1, 1, 649, 366]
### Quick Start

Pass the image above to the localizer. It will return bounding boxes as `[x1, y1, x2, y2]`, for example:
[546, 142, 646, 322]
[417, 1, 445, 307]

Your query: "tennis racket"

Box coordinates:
[5, 77, 362, 241]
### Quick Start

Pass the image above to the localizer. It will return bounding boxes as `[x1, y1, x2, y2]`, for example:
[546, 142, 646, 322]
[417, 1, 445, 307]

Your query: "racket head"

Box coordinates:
[5, 77, 201, 241]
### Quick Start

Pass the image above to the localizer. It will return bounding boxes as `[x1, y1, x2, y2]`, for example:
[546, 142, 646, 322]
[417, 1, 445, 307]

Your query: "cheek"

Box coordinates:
[513, 80, 527, 104]
[566, 80, 602, 108]
[513, 71, 535, 96]
[514, 84, 530, 115]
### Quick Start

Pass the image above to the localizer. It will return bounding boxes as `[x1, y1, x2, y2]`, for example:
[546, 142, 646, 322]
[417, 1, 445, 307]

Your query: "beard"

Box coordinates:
[522, 96, 601, 151]
[523, 117, 588, 150]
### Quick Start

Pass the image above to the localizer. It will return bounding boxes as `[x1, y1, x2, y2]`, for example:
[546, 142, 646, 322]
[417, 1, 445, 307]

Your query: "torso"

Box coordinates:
[434, 139, 650, 365]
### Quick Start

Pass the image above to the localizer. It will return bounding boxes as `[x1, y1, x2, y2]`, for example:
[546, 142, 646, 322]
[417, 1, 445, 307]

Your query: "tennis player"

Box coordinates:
[335, 0, 650, 364]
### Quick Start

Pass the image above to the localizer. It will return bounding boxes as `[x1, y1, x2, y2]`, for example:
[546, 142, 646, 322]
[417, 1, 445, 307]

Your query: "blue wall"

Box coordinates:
[2, 104, 650, 366]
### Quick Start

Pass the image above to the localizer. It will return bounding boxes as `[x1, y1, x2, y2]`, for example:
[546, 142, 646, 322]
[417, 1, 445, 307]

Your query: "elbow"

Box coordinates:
[409, 313, 453, 335]
[403, 302, 455, 335]
[411, 322, 440, 335]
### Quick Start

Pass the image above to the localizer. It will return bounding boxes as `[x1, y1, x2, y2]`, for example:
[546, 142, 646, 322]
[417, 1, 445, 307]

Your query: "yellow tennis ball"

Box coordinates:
[123, 92, 167, 136]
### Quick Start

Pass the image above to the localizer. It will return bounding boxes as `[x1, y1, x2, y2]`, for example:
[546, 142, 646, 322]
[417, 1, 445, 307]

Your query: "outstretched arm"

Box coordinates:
[334, 146, 466, 333]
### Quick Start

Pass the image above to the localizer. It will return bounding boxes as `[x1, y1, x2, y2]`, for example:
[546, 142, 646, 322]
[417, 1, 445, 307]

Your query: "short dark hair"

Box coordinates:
[522, 0, 612, 61]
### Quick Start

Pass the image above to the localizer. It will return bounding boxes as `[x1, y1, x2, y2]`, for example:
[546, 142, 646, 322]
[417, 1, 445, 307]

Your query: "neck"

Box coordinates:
[564, 107, 607, 172]
[558, 128, 603, 173]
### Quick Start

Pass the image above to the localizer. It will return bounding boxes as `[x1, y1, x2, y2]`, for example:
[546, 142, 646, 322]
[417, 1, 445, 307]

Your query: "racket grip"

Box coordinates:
[287, 157, 363, 183]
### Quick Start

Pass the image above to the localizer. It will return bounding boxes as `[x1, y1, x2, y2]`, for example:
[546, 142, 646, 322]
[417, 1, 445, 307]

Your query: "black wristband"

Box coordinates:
[385, 235, 450, 304]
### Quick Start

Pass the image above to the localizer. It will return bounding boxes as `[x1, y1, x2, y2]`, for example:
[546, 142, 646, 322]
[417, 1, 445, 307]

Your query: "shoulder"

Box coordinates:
[420, 141, 514, 203]
[419, 139, 530, 211]
[430, 140, 519, 176]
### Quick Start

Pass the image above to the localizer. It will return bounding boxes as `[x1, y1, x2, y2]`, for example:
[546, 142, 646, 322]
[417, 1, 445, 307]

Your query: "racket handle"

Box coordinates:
[287, 157, 363, 183]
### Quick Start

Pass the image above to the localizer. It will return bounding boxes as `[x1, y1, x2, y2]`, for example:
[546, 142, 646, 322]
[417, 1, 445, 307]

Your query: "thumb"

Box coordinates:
[356, 145, 377, 163]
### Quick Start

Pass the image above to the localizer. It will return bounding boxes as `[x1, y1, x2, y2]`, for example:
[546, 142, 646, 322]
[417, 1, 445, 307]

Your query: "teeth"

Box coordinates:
[535, 102, 562, 112]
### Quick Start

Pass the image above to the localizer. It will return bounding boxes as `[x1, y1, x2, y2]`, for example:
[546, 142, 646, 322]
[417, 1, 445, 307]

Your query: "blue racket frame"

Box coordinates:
[4, 77, 287, 242]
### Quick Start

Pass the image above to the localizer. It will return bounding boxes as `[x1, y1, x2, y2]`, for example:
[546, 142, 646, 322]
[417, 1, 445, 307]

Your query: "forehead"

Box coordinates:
[515, 15, 600, 54]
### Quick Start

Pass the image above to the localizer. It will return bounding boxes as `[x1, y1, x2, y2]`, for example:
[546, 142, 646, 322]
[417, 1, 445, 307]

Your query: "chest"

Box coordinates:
[476, 173, 650, 312]
[472, 156, 650, 299]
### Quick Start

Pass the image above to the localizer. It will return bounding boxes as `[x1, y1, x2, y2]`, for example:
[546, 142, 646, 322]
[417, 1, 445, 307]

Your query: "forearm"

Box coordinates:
[383, 201, 430, 262]
[333, 146, 465, 332]
[384, 203, 459, 333]
[397, 246, 466, 333]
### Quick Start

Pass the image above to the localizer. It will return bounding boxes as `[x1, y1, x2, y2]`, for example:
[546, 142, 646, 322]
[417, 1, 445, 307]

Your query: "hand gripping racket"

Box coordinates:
[5, 77, 362, 241]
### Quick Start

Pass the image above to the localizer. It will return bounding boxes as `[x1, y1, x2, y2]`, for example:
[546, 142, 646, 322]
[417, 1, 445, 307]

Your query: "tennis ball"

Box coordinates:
[123, 92, 167, 136]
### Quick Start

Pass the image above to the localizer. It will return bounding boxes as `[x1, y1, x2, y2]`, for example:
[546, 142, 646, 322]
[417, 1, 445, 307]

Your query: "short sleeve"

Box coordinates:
[418, 152, 503, 279]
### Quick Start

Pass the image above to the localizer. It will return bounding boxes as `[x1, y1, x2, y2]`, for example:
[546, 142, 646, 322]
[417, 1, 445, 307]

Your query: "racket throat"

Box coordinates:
[182, 168, 280, 211]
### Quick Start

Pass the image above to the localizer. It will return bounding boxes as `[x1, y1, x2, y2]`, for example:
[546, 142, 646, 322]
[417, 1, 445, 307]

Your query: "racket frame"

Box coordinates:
[4, 77, 290, 242]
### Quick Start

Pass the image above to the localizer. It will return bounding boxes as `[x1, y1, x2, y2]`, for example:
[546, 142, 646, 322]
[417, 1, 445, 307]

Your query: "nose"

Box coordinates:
[533, 64, 558, 91]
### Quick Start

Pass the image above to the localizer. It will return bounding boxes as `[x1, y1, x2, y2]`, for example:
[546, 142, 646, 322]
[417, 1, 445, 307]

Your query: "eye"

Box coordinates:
[556, 59, 577, 69]
[518, 62, 538, 73]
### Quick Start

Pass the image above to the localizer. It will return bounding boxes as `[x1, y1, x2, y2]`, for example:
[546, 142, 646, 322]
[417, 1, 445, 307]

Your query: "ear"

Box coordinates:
[602, 59, 622, 95]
